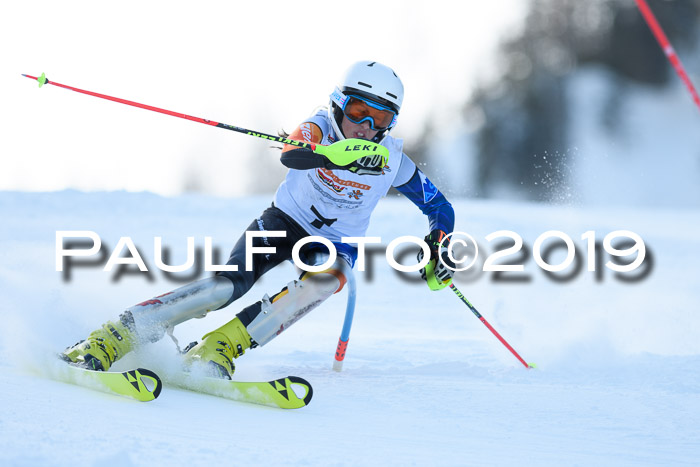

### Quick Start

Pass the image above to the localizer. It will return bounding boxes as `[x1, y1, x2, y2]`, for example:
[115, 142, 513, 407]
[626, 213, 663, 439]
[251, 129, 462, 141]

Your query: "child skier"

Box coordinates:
[62, 60, 456, 378]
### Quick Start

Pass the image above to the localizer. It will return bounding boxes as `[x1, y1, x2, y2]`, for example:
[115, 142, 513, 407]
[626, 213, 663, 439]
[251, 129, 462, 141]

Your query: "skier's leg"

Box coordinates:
[62, 206, 302, 371]
[61, 276, 235, 370]
[185, 246, 354, 378]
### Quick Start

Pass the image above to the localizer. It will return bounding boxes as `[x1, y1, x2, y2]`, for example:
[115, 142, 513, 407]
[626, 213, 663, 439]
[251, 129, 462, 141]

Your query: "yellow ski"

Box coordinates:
[54, 363, 162, 402]
[165, 373, 313, 409]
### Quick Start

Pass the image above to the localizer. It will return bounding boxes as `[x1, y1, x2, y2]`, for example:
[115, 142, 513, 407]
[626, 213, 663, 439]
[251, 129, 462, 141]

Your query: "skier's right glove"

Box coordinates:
[344, 154, 386, 175]
[417, 229, 455, 291]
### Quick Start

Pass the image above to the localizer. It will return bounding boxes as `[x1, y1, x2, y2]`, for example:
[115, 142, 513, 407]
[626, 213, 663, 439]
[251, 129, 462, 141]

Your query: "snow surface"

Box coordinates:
[1, 191, 699, 466]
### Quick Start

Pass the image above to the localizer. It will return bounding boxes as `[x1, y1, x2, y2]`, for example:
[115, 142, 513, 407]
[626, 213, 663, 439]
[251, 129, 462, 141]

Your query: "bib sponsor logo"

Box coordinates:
[315, 169, 371, 200]
[317, 169, 371, 190]
[347, 189, 363, 200]
[316, 169, 346, 195]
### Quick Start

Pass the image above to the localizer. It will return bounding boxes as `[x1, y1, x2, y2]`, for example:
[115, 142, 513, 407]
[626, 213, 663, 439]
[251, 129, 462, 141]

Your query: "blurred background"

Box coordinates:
[3, 0, 700, 208]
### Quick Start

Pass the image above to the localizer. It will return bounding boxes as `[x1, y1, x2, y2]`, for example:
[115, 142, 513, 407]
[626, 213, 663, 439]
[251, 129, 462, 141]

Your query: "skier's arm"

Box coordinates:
[280, 123, 386, 175]
[393, 157, 455, 235]
[279, 122, 328, 169]
[280, 148, 329, 169]
[394, 155, 456, 290]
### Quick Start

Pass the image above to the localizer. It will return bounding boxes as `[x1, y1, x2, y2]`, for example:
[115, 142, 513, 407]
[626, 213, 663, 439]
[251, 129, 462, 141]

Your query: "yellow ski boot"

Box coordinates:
[61, 319, 136, 371]
[184, 317, 254, 379]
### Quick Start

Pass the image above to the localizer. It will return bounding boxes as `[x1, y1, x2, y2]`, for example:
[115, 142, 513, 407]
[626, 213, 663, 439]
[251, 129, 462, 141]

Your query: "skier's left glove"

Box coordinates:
[417, 229, 455, 291]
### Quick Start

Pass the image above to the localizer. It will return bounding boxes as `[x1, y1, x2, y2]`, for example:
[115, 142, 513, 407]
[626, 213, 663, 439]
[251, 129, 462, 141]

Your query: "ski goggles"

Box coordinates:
[331, 88, 398, 131]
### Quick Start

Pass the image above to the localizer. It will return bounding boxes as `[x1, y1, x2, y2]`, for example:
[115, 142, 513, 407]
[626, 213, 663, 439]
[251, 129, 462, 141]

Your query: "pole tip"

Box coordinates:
[22, 73, 48, 87]
[527, 362, 537, 369]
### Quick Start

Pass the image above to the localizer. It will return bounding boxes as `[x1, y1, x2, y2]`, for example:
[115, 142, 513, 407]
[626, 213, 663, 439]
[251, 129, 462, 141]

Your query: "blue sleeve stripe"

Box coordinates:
[395, 168, 455, 234]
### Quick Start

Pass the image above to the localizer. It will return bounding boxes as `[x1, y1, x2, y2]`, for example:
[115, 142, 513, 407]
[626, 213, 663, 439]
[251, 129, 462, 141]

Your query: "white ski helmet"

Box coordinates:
[329, 60, 404, 142]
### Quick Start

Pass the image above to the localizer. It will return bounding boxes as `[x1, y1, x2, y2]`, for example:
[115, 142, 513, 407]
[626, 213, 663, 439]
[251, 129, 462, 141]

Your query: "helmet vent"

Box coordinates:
[357, 81, 372, 89]
[386, 92, 397, 99]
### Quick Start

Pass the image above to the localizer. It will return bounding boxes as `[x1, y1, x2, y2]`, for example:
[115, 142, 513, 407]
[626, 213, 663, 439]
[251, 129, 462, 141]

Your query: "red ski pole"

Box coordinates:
[21, 73, 318, 151]
[449, 283, 534, 369]
[634, 0, 700, 111]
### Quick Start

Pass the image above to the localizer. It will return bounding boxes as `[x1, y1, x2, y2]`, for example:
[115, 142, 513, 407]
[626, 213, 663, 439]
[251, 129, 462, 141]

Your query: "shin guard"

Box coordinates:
[246, 258, 349, 346]
[123, 276, 234, 343]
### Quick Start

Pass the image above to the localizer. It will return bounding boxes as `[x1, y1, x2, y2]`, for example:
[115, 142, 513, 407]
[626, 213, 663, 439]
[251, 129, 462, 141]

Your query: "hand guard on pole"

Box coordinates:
[418, 229, 455, 291]
[316, 139, 388, 175]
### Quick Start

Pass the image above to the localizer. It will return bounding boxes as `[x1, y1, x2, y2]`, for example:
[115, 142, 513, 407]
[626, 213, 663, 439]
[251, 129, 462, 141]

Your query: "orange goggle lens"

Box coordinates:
[342, 96, 396, 131]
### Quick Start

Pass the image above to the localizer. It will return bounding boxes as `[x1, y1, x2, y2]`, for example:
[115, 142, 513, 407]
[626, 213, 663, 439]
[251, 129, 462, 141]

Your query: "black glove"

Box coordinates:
[350, 156, 384, 175]
[328, 154, 385, 175]
[417, 229, 455, 290]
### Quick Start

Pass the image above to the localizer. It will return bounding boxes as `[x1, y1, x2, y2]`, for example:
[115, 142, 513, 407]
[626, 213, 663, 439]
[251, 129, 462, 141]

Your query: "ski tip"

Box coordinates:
[287, 376, 313, 407]
[135, 368, 163, 400]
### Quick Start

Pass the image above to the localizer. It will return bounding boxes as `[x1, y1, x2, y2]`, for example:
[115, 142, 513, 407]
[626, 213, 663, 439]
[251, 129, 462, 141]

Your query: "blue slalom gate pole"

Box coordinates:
[333, 269, 356, 371]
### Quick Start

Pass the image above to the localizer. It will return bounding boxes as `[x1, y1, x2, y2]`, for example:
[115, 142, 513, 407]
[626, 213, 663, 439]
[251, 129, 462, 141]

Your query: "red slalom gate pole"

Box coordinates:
[449, 283, 533, 369]
[634, 0, 700, 111]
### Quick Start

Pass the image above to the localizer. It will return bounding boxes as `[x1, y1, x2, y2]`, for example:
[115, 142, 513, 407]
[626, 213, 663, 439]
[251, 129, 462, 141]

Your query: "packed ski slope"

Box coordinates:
[1, 191, 699, 466]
